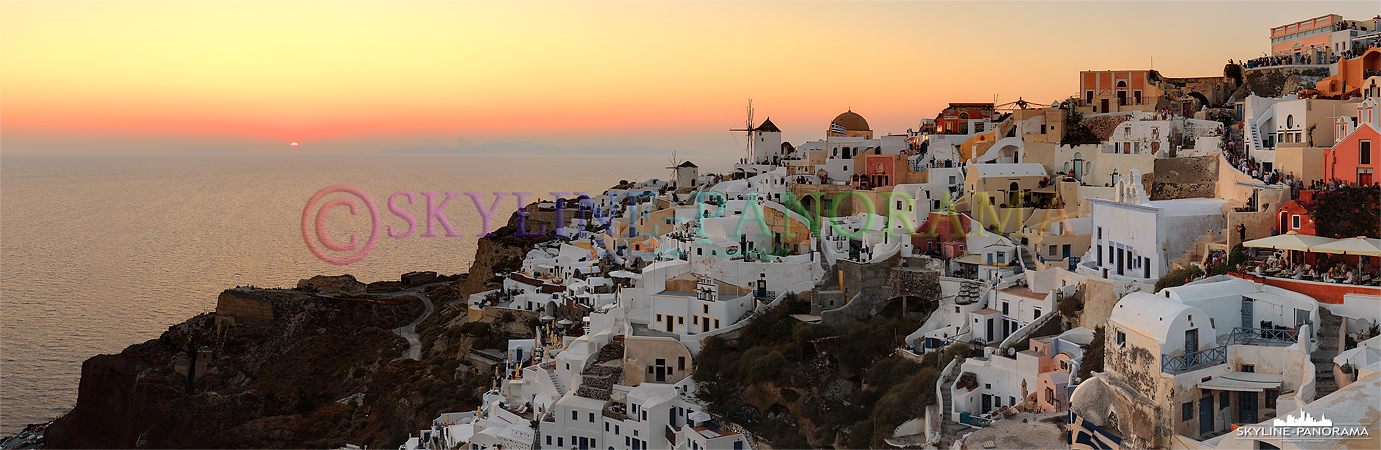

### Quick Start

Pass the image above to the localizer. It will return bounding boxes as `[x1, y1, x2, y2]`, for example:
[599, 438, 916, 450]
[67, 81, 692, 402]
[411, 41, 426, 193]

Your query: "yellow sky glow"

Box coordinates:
[3, 1, 1379, 154]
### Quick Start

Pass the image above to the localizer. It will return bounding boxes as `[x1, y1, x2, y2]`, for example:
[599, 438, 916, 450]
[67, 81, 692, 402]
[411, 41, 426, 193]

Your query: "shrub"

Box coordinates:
[1155, 265, 1204, 292]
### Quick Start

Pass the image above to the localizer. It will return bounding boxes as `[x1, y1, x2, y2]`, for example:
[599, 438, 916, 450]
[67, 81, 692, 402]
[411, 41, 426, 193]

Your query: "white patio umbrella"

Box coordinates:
[1311, 236, 1381, 257]
[1241, 232, 1335, 251]
[1333, 346, 1381, 373]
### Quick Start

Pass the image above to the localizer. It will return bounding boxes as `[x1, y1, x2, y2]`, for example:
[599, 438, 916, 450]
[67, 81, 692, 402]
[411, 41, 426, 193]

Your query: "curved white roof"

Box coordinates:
[1109, 292, 1199, 342]
[1161, 278, 1258, 303]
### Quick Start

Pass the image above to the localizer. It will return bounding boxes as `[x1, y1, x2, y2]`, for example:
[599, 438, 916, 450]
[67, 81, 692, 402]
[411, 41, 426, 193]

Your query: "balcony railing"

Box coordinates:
[1226, 327, 1299, 346]
[1162, 346, 1226, 374]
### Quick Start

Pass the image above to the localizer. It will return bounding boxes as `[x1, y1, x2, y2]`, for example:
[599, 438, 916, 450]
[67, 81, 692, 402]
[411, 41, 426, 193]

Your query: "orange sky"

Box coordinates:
[3, 1, 1380, 155]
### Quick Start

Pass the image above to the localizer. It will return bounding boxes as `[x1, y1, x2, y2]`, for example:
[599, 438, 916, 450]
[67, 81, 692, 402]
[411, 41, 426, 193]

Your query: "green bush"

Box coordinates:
[1155, 265, 1204, 292]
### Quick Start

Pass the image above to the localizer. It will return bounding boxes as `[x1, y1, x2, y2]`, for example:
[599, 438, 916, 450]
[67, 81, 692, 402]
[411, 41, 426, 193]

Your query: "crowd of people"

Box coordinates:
[1232, 38, 1380, 69]
[1244, 250, 1379, 286]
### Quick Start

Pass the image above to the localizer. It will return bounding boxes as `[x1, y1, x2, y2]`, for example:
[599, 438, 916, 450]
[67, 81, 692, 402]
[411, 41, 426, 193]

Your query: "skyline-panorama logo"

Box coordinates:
[1236, 410, 1370, 442]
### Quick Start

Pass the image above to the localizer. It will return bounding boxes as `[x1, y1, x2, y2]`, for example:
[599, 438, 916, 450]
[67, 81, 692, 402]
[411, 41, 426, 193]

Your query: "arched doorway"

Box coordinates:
[1008, 182, 1021, 206]
[1117, 80, 1128, 106]
[1073, 152, 1084, 180]
[957, 112, 970, 134]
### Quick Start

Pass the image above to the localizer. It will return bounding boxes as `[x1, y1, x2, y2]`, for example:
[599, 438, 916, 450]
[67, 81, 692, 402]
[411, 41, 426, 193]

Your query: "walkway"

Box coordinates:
[389, 287, 436, 361]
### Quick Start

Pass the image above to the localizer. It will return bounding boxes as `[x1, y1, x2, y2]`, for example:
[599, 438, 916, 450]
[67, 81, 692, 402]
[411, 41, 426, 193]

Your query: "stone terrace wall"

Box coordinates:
[1150, 155, 1218, 200]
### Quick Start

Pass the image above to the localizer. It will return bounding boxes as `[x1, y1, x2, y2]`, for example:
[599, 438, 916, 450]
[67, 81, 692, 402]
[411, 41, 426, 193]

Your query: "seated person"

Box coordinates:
[1293, 265, 1303, 279]
[1307, 267, 1319, 279]
[1345, 271, 1356, 284]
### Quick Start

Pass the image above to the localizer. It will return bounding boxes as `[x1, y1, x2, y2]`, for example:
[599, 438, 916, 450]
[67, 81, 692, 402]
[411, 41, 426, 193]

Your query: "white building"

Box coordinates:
[1080, 170, 1227, 283]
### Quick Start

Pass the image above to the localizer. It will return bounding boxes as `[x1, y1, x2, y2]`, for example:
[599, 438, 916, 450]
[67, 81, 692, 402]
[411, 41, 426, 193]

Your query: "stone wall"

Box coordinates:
[1150, 155, 1218, 200]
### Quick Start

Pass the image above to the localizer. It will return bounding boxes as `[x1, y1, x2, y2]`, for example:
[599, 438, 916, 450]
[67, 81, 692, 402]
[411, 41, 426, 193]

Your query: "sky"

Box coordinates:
[3, 1, 1380, 156]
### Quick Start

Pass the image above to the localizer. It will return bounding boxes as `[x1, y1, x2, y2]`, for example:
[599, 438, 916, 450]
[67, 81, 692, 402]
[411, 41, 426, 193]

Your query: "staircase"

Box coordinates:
[1311, 308, 1344, 399]
[545, 365, 568, 396]
[1245, 117, 1264, 154]
[1016, 245, 1037, 271]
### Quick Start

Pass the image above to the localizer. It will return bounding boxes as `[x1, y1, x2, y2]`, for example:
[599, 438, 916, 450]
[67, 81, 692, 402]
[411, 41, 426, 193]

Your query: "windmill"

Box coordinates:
[729, 99, 755, 164]
[665, 150, 682, 186]
[994, 97, 1049, 112]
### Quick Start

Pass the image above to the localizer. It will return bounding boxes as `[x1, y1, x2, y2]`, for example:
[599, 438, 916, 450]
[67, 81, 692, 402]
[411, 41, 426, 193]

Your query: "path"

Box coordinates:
[390, 288, 435, 361]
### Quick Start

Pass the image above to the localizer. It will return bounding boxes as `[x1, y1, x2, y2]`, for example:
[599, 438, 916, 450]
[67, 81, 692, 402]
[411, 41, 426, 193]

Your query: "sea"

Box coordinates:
[0, 152, 675, 434]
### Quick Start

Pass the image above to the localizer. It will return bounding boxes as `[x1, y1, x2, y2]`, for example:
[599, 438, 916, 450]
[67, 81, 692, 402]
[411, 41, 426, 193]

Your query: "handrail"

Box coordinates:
[1226, 327, 1299, 346]
[1161, 345, 1226, 374]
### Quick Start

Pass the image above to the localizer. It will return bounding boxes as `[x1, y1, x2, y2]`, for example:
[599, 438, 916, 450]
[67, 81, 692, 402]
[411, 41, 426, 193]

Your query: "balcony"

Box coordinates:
[1225, 327, 1299, 347]
[1162, 346, 1226, 374]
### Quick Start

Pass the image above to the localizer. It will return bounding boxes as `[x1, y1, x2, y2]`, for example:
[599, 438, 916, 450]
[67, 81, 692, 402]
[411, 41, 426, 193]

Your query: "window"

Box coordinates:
[572, 411, 578, 421]
[1183, 402, 1194, 420]
[1241, 364, 1255, 373]
[590, 412, 595, 423]
[677, 316, 684, 325]
[1034, 308, 1042, 319]
[605, 423, 609, 432]
[1266, 389, 1278, 409]
[1362, 140, 1372, 165]
[1220, 391, 1230, 408]
[1292, 215, 1301, 229]
[656, 314, 662, 323]
[692, 316, 698, 325]
[1002, 302, 1009, 315]
[1116, 330, 1126, 347]
[1050, 245, 1059, 256]
[714, 319, 721, 328]
[703, 305, 709, 314]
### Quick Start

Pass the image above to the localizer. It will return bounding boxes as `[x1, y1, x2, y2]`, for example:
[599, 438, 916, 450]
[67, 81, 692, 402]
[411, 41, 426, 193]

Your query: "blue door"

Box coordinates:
[1240, 391, 1257, 424]
[1242, 299, 1254, 329]
[1200, 396, 1214, 435]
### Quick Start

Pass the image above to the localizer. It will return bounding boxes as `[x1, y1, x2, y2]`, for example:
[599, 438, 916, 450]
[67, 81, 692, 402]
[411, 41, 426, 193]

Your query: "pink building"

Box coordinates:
[1271, 15, 1342, 60]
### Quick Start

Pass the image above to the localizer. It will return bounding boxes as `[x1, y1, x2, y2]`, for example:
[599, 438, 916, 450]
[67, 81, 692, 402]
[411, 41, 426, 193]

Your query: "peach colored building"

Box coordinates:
[1271, 14, 1343, 59]
[1077, 71, 1159, 114]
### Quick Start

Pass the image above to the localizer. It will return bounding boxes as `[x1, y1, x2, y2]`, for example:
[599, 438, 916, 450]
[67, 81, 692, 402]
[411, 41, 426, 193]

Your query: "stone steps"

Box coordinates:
[1311, 308, 1345, 398]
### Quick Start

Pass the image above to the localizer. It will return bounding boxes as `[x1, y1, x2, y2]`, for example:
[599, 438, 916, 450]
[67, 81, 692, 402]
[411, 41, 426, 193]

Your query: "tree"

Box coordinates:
[1308, 186, 1381, 238]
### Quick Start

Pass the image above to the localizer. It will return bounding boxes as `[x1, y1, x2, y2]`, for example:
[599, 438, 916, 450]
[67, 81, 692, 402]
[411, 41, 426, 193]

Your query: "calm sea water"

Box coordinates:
[0, 153, 671, 434]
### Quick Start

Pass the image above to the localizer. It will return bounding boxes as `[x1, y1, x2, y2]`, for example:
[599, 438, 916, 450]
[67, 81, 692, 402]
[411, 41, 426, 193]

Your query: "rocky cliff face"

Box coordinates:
[43, 207, 554, 449]
[44, 288, 425, 448]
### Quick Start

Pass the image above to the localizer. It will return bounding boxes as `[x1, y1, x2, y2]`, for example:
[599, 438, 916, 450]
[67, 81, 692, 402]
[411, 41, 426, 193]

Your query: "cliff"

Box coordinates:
[44, 207, 554, 448]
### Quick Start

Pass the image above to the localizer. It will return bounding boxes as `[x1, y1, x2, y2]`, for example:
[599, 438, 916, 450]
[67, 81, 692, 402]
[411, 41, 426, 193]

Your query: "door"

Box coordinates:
[702, 318, 709, 333]
[982, 394, 992, 414]
[1361, 171, 1374, 186]
[1200, 396, 1214, 435]
[1062, 245, 1071, 259]
[1295, 308, 1311, 329]
[1240, 391, 1257, 424]
[1186, 329, 1199, 353]
[987, 318, 994, 343]
[1100, 99, 1109, 113]
[1117, 248, 1125, 276]
[1242, 299, 1254, 329]
[579, 437, 589, 450]
[655, 366, 666, 383]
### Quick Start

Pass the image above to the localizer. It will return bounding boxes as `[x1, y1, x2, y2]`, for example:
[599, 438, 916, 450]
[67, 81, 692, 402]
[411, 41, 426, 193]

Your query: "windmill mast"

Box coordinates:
[730, 99, 755, 164]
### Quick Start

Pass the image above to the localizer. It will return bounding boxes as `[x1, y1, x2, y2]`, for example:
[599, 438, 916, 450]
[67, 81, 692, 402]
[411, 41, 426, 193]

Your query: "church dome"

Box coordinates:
[830, 110, 870, 134]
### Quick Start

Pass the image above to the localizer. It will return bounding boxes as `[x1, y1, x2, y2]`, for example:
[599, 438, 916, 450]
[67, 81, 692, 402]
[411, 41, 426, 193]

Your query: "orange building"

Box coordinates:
[1325, 106, 1379, 185]
[1077, 70, 1158, 114]
[1277, 197, 1318, 236]
[1310, 48, 1381, 99]
[933, 103, 994, 134]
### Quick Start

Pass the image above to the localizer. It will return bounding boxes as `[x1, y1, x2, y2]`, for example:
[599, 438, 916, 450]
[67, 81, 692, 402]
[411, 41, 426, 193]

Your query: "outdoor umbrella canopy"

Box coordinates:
[1333, 346, 1381, 373]
[1241, 232, 1335, 251]
[1310, 236, 1381, 256]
